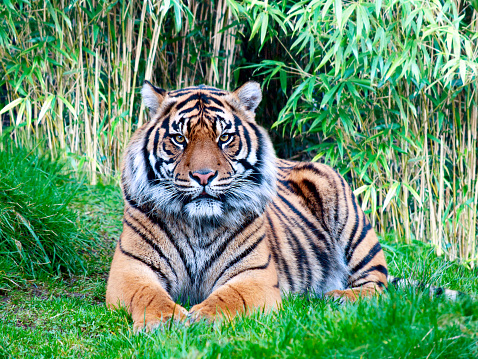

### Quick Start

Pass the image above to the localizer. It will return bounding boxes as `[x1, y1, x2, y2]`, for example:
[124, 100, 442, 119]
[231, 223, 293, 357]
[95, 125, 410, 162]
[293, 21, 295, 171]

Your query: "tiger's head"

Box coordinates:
[122, 81, 277, 229]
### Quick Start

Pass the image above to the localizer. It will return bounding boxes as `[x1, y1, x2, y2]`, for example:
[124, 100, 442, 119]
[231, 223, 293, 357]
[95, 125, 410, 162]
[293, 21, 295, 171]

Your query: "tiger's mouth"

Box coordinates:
[183, 190, 224, 204]
[197, 192, 216, 200]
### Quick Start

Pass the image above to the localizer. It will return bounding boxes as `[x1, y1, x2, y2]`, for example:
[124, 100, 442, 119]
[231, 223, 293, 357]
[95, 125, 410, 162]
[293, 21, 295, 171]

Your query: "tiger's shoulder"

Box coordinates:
[275, 158, 343, 180]
[274, 158, 352, 212]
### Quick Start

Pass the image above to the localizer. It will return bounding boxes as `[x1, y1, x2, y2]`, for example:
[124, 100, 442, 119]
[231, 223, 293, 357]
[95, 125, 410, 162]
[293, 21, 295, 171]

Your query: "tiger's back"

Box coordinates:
[106, 81, 388, 331]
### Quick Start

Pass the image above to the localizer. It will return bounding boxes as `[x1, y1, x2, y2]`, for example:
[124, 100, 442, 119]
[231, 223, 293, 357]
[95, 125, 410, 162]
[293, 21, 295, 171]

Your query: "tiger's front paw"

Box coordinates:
[133, 304, 189, 333]
[324, 289, 353, 304]
[188, 302, 228, 324]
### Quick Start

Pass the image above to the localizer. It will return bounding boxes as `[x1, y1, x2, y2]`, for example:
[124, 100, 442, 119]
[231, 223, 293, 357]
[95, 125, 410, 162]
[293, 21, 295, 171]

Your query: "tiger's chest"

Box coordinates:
[166, 234, 236, 305]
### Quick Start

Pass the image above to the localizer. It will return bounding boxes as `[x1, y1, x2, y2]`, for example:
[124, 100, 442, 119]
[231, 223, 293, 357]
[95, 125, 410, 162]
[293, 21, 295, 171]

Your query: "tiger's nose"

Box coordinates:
[190, 169, 217, 186]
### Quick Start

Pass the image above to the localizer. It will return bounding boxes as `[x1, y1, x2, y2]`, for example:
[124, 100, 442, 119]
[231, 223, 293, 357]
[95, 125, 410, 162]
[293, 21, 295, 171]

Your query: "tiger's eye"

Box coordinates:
[174, 135, 185, 143]
[219, 134, 230, 142]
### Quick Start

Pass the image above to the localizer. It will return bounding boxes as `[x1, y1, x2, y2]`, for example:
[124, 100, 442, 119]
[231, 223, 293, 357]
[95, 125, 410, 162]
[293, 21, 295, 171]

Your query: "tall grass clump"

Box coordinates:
[247, 0, 478, 266]
[0, 147, 92, 282]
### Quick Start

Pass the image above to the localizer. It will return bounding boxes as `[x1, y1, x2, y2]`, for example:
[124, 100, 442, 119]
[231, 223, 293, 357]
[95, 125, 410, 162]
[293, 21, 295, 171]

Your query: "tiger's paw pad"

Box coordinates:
[187, 303, 226, 325]
[324, 289, 357, 303]
[186, 310, 215, 325]
[133, 320, 162, 333]
[133, 306, 189, 333]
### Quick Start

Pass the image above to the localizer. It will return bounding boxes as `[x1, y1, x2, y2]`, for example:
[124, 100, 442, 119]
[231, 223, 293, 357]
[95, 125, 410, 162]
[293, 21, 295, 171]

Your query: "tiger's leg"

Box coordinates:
[320, 168, 388, 302]
[106, 245, 188, 332]
[325, 213, 388, 302]
[188, 258, 281, 322]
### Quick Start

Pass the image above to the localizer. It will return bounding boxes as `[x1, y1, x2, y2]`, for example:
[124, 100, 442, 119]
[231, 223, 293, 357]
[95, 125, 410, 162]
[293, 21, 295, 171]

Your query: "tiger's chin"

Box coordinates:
[180, 195, 268, 231]
[183, 198, 224, 219]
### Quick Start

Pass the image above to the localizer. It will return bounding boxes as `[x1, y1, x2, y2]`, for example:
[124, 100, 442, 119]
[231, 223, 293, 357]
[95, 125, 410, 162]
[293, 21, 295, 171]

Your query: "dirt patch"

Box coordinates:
[29, 285, 49, 300]
[15, 319, 36, 330]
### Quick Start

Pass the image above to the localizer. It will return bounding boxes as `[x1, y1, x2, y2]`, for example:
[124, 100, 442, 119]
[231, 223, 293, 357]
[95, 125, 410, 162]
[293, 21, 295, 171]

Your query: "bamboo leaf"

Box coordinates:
[382, 182, 400, 212]
[0, 98, 24, 116]
[403, 183, 422, 207]
[37, 95, 55, 124]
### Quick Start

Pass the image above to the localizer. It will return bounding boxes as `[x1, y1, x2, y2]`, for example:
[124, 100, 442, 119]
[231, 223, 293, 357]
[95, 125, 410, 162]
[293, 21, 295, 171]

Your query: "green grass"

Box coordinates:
[0, 148, 94, 286]
[0, 274, 476, 358]
[0, 156, 477, 358]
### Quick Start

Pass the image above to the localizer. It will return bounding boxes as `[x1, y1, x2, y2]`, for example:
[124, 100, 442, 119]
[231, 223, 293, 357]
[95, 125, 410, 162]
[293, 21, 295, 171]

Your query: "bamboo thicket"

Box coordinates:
[1, 0, 477, 266]
[0, 0, 239, 181]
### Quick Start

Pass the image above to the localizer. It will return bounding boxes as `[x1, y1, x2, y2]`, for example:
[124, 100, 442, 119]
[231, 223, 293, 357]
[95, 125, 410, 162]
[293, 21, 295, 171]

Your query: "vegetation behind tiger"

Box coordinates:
[0, 0, 477, 358]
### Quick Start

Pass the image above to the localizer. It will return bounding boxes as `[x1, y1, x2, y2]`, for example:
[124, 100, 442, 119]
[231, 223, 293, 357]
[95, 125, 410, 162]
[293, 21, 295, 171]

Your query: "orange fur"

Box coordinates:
[106, 82, 388, 331]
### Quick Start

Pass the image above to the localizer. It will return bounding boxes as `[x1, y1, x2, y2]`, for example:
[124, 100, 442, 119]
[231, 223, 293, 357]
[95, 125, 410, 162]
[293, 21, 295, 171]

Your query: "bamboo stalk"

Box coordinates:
[92, 48, 100, 185]
[437, 135, 444, 256]
[131, 0, 147, 129]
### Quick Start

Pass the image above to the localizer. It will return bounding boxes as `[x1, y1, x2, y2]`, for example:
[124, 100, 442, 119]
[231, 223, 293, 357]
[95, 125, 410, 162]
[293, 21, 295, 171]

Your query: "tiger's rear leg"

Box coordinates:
[326, 205, 388, 302]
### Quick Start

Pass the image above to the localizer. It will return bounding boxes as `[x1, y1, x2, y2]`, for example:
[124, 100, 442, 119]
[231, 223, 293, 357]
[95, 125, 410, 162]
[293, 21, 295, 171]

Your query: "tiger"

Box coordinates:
[105, 81, 389, 332]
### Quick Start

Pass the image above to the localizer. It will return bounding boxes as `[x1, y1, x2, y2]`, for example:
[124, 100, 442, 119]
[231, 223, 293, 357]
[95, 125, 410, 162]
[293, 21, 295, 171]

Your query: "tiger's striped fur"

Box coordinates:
[105, 81, 388, 331]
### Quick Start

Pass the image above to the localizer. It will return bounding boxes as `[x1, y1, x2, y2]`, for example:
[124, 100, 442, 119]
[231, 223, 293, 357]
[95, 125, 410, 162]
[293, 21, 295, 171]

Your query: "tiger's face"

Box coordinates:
[122, 81, 277, 228]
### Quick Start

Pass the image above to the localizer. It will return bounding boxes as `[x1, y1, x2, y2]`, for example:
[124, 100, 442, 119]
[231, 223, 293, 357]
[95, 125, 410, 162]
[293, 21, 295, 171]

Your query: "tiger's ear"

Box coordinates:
[142, 80, 166, 116]
[233, 81, 262, 112]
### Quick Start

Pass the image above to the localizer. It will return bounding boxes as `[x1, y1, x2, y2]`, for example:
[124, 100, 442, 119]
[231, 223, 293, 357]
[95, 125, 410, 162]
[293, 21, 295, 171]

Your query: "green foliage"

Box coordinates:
[246, 0, 478, 265]
[0, 0, 476, 264]
[1, 277, 477, 358]
[0, 0, 239, 181]
[0, 148, 92, 282]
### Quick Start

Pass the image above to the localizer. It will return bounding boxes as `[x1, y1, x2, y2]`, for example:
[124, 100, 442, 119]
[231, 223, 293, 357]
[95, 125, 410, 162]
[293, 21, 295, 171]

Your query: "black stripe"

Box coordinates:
[336, 175, 349, 241]
[332, 174, 339, 234]
[175, 94, 201, 111]
[205, 106, 227, 116]
[350, 242, 382, 274]
[143, 124, 157, 183]
[212, 252, 271, 290]
[228, 285, 246, 309]
[286, 179, 328, 233]
[199, 214, 258, 249]
[294, 164, 339, 229]
[124, 200, 193, 282]
[269, 203, 312, 290]
[169, 88, 227, 97]
[274, 189, 332, 286]
[124, 214, 177, 279]
[119, 239, 171, 292]
[246, 122, 264, 184]
[177, 103, 200, 116]
[353, 264, 388, 283]
[213, 233, 266, 288]
[152, 214, 194, 281]
[197, 229, 259, 284]
[346, 221, 372, 263]
[344, 193, 360, 263]
[153, 128, 161, 154]
[123, 190, 153, 214]
[352, 280, 385, 288]
[275, 185, 332, 256]
[266, 212, 295, 291]
[275, 190, 318, 237]
[206, 96, 225, 108]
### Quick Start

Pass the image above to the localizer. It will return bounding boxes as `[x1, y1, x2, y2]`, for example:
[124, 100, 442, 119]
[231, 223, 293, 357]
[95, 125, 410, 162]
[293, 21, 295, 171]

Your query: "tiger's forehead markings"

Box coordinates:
[164, 89, 235, 136]
[168, 85, 228, 98]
